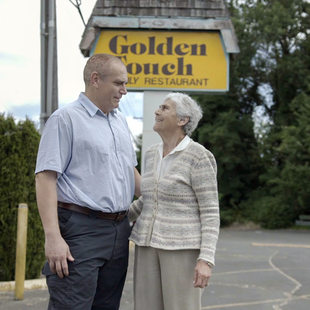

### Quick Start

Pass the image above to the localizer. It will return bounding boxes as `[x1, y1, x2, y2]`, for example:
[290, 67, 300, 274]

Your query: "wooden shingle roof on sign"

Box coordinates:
[80, 0, 239, 56]
[93, 0, 228, 18]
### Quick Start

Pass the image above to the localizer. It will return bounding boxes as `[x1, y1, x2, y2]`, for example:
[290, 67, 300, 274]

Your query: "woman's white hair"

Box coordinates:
[164, 92, 203, 136]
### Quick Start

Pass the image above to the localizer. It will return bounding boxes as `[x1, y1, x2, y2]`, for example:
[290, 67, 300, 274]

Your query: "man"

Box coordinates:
[35, 54, 140, 310]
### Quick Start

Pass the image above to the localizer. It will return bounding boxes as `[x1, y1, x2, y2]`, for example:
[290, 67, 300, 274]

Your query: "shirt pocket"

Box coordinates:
[73, 137, 110, 174]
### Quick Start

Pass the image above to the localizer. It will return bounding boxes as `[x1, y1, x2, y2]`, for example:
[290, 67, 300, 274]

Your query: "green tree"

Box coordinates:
[254, 92, 310, 228]
[193, 92, 263, 226]
[0, 114, 45, 280]
[233, 0, 310, 227]
[279, 93, 310, 216]
[192, 1, 265, 225]
[239, 0, 310, 125]
[194, 0, 310, 227]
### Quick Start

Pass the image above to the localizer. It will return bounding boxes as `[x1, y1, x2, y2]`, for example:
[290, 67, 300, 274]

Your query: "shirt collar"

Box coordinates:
[159, 135, 191, 158]
[78, 92, 116, 117]
[170, 135, 191, 154]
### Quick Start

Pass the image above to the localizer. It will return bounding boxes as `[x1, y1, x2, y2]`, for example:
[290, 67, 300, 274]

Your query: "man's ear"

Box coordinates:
[90, 72, 100, 88]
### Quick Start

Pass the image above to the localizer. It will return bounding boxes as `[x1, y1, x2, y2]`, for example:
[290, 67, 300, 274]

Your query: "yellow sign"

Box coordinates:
[93, 30, 228, 92]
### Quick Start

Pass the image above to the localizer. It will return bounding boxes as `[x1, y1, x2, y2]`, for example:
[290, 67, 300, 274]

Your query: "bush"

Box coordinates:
[220, 208, 236, 227]
[245, 191, 296, 229]
[258, 199, 296, 229]
[0, 114, 45, 281]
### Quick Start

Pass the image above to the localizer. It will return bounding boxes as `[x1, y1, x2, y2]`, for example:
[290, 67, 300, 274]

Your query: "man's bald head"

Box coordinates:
[83, 54, 126, 86]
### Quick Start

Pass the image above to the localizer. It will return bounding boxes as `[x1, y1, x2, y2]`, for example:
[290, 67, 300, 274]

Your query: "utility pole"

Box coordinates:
[40, 0, 58, 132]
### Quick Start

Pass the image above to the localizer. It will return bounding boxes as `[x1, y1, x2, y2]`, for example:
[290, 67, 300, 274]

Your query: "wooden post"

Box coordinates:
[14, 203, 28, 300]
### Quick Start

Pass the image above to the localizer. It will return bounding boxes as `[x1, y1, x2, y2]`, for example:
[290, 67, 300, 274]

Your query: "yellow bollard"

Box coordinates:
[14, 203, 28, 300]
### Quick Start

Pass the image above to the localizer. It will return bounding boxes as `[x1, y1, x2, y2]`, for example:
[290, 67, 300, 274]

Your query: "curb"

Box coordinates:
[0, 278, 47, 292]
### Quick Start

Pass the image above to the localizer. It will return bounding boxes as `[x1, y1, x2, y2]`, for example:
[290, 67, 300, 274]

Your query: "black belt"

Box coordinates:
[58, 202, 128, 222]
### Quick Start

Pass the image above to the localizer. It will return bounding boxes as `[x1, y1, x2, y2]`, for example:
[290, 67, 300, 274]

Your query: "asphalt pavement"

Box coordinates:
[1, 228, 309, 310]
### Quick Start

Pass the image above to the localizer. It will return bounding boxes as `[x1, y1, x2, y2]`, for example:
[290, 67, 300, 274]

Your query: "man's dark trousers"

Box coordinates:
[43, 207, 131, 310]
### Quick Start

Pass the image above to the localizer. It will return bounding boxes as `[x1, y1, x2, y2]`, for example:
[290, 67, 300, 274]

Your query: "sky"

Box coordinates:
[0, 0, 143, 136]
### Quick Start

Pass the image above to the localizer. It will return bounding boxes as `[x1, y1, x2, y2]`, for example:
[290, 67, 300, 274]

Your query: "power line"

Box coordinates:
[69, 0, 86, 26]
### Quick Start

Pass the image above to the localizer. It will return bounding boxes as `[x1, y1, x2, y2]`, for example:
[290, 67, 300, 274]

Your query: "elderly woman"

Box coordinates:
[129, 92, 220, 310]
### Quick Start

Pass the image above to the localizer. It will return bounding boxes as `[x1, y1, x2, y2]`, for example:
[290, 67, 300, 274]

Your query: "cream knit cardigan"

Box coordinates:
[129, 141, 220, 265]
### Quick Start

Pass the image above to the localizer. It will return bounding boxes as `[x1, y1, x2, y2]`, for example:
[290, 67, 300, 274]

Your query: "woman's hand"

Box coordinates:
[193, 260, 212, 288]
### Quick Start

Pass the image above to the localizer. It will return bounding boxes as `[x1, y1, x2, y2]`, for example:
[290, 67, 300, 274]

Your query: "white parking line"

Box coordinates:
[268, 250, 302, 308]
[252, 242, 310, 248]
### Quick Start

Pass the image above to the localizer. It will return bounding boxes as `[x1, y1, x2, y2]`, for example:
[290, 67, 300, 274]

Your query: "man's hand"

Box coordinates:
[45, 234, 74, 278]
[193, 260, 212, 288]
[134, 167, 141, 197]
[36, 171, 74, 278]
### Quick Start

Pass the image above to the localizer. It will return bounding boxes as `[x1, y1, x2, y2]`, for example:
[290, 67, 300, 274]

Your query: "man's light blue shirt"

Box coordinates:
[35, 93, 137, 212]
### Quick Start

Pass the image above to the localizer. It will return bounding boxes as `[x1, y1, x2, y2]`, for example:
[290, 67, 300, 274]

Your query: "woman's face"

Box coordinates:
[153, 99, 180, 134]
